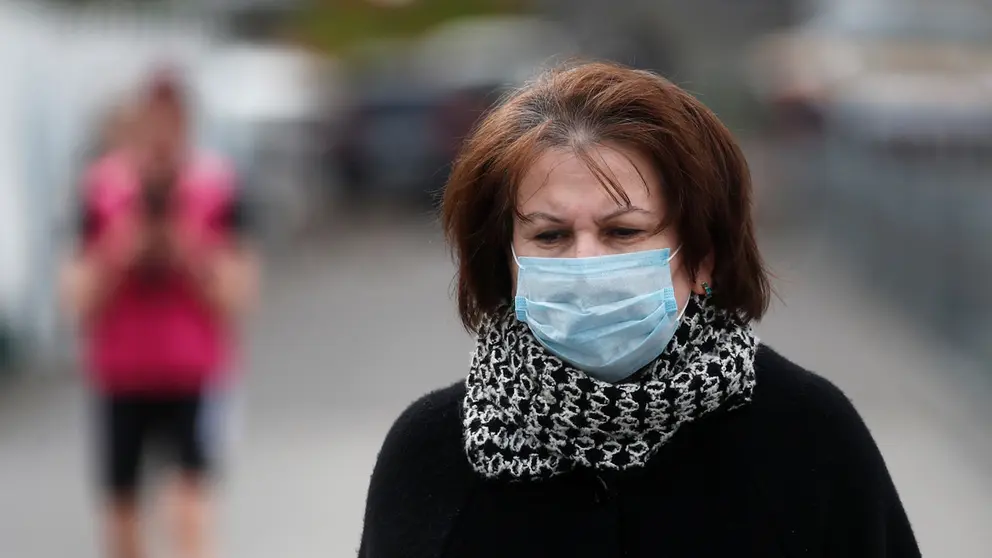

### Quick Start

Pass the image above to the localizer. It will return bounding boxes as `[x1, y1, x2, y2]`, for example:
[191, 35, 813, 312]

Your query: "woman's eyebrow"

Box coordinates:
[597, 206, 651, 223]
[519, 206, 653, 225]
[519, 212, 566, 224]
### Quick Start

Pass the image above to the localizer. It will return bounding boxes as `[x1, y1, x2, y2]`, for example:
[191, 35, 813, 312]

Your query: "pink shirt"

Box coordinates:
[80, 150, 242, 394]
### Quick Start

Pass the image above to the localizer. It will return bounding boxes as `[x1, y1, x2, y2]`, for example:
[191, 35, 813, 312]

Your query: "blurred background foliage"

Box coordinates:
[295, 0, 529, 53]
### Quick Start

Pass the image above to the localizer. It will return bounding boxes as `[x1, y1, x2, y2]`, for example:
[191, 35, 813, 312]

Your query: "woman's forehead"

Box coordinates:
[516, 146, 662, 216]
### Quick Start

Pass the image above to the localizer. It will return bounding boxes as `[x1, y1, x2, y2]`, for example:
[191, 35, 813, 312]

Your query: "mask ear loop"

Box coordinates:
[510, 246, 527, 316]
[510, 246, 524, 269]
[668, 244, 691, 321]
[676, 294, 691, 322]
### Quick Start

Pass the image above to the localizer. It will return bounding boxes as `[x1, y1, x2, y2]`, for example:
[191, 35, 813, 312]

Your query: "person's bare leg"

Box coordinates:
[106, 496, 144, 558]
[167, 473, 214, 558]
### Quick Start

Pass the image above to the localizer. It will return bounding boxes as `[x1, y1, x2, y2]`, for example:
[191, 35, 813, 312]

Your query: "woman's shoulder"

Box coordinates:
[382, 381, 467, 454]
[361, 382, 473, 555]
[368, 381, 470, 489]
[752, 345, 858, 421]
[738, 346, 919, 554]
[749, 345, 885, 462]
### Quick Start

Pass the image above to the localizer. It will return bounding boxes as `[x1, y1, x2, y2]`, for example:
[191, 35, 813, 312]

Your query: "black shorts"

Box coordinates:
[98, 393, 212, 496]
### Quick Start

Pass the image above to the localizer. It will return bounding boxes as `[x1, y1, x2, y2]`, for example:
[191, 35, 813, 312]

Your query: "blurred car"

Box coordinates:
[748, 0, 992, 135]
[746, 0, 992, 355]
[328, 41, 462, 208]
[327, 16, 580, 208]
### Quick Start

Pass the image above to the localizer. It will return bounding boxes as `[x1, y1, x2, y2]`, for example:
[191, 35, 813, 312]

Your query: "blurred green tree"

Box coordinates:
[294, 0, 528, 53]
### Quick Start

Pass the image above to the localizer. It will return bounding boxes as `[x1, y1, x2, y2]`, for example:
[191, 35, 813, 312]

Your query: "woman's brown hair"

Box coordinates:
[441, 61, 769, 332]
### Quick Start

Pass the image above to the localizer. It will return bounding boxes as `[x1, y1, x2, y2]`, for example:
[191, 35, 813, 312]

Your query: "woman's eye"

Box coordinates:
[609, 228, 642, 239]
[534, 230, 567, 243]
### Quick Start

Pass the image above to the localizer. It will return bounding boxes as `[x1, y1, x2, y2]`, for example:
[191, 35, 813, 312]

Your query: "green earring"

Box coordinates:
[702, 282, 713, 297]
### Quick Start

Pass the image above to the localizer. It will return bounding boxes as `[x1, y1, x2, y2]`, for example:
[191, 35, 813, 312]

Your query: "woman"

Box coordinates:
[61, 71, 257, 558]
[358, 62, 920, 557]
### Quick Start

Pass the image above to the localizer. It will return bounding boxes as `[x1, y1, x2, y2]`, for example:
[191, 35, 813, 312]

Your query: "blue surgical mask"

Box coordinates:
[513, 246, 686, 383]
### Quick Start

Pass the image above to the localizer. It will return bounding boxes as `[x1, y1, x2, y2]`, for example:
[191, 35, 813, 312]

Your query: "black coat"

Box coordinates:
[358, 346, 920, 557]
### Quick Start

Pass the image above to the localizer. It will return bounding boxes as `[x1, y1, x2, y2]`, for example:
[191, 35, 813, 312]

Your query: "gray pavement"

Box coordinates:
[1, 212, 989, 557]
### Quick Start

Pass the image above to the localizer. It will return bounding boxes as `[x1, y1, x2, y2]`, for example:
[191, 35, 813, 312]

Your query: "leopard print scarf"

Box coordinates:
[463, 294, 758, 481]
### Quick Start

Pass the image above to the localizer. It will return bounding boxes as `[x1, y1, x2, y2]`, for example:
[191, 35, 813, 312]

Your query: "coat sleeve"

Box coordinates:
[358, 382, 472, 558]
[816, 379, 921, 557]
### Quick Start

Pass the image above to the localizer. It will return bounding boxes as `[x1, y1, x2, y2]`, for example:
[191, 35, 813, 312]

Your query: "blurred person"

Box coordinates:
[59, 69, 258, 558]
[358, 62, 920, 557]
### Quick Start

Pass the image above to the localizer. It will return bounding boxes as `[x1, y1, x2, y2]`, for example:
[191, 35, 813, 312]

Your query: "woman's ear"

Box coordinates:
[691, 253, 715, 295]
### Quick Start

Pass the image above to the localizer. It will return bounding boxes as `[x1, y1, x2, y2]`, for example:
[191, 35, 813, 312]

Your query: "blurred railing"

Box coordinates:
[807, 107, 992, 366]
